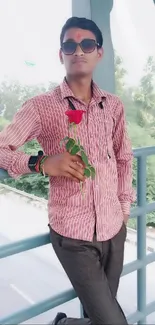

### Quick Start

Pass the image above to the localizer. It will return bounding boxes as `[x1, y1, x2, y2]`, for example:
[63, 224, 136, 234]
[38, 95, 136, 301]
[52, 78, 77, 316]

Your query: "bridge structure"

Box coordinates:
[0, 1, 155, 324]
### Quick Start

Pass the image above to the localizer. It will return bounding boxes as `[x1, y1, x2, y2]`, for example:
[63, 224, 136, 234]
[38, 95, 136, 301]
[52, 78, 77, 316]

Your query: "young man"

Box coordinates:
[0, 17, 134, 324]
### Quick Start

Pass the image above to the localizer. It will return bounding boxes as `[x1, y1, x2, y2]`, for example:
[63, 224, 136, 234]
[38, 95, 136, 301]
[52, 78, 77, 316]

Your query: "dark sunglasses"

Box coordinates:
[61, 39, 100, 55]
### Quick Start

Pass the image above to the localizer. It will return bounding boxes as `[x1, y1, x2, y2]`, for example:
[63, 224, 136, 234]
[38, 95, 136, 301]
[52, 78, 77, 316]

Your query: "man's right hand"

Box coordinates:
[43, 152, 85, 182]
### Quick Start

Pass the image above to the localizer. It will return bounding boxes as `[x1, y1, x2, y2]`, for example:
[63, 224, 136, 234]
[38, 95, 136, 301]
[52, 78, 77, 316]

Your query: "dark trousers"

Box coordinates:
[49, 223, 128, 325]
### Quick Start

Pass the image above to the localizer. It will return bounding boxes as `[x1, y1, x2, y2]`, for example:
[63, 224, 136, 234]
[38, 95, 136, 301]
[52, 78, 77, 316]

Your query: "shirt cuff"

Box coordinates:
[120, 201, 131, 216]
[8, 152, 32, 178]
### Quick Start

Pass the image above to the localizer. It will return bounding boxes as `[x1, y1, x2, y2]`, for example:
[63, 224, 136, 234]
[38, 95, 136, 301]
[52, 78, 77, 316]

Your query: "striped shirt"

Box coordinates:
[0, 79, 135, 241]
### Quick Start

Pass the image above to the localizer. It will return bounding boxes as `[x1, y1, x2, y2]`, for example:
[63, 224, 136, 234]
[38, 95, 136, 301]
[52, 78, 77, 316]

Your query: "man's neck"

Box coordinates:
[66, 75, 93, 104]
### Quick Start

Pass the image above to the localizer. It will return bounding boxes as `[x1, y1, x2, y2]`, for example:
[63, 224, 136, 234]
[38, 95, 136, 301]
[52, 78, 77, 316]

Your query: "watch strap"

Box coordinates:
[28, 151, 44, 173]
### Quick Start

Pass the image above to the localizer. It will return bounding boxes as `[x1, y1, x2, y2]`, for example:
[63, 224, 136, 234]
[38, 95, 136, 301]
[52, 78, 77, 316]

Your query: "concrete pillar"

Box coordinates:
[72, 0, 115, 93]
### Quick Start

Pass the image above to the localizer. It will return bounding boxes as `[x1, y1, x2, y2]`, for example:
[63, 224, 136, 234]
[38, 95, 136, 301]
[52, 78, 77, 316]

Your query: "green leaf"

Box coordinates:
[84, 168, 91, 178]
[91, 171, 96, 179]
[70, 144, 80, 155]
[89, 166, 95, 173]
[66, 138, 75, 151]
[80, 145, 84, 151]
[89, 166, 95, 179]
[60, 136, 69, 148]
[81, 151, 89, 166]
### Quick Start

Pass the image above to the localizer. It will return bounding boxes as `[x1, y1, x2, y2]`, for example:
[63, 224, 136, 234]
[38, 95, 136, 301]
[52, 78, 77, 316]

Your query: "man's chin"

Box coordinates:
[70, 70, 89, 78]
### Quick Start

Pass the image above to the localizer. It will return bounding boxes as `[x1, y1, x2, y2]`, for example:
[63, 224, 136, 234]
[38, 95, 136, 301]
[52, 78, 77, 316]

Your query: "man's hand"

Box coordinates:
[43, 152, 85, 182]
[124, 215, 129, 225]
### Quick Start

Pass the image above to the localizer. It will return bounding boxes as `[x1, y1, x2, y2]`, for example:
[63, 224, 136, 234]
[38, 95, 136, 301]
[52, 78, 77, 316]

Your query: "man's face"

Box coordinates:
[59, 28, 103, 77]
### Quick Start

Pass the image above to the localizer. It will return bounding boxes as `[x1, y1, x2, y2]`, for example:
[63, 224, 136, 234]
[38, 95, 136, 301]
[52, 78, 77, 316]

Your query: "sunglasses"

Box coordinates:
[61, 39, 100, 55]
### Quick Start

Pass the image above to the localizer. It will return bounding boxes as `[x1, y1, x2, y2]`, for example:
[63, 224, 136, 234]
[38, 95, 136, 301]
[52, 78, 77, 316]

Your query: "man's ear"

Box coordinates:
[97, 47, 104, 61]
[59, 49, 64, 64]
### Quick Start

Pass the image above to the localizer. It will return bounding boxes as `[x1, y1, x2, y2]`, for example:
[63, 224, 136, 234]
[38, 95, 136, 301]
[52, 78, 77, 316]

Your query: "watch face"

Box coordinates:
[28, 155, 39, 172]
[29, 156, 38, 166]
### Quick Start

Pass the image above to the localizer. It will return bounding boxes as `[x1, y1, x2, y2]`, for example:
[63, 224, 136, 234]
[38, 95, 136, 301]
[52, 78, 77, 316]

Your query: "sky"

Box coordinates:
[0, 0, 155, 87]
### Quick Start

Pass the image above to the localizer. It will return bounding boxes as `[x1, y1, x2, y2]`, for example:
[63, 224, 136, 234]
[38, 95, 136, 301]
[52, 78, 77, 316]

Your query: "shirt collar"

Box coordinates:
[60, 77, 107, 104]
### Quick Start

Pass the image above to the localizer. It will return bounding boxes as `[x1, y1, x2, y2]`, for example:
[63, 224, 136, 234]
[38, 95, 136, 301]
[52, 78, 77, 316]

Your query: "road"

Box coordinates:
[0, 186, 155, 324]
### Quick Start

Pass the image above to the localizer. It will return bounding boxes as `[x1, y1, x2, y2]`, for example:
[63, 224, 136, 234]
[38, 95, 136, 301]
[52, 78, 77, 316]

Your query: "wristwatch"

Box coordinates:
[28, 151, 44, 173]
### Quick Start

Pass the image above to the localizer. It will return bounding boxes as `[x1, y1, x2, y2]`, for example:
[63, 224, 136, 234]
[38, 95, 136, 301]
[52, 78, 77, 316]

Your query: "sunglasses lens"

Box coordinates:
[62, 41, 76, 55]
[81, 39, 96, 53]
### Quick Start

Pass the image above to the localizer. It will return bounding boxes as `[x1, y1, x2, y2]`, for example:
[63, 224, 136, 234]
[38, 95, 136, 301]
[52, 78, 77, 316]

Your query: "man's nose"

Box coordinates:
[74, 44, 84, 56]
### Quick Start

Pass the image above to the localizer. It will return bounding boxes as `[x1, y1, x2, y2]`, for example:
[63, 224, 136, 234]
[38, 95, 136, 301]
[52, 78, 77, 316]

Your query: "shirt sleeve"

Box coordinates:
[113, 98, 136, 216]
[0, 99, 42, 178]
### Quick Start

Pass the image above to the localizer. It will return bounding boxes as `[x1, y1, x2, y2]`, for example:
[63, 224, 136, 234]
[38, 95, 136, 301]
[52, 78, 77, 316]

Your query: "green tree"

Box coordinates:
[114, 53, 137, 123]
[115, 53, 127, 97]
[133, 56, 155, 128]
[0, 80, 23, 120]
[115, 54, 155, 228]
[0, 79, 57, 121]
[0, 117, 9, 131]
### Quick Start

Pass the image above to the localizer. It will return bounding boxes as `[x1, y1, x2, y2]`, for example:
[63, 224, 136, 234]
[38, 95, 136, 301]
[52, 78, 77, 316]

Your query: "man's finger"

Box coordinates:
[64, 171, 80, 183]
[70, 162, 84, 176]
[67, 166, 85, 182]
[70, 154, 85, 167]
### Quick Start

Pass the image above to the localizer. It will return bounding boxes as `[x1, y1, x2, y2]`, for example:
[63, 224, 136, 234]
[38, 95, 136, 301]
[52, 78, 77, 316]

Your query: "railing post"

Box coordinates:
[137, 156, 147, 324]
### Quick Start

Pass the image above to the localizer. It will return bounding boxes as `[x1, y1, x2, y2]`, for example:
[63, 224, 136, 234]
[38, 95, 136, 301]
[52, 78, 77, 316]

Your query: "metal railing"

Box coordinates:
[0, 146, 155, 324]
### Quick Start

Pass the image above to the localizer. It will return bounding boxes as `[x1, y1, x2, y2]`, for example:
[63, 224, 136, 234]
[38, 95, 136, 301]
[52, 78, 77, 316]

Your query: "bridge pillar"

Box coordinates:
[72, 0, 115, 93]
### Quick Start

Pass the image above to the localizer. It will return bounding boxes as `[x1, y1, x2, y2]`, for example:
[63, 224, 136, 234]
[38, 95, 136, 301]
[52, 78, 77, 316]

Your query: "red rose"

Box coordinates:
[65, 110, 85, 124]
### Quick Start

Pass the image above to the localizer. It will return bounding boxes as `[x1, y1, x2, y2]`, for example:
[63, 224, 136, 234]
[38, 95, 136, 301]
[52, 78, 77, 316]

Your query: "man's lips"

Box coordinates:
[72, 58, 87, 64]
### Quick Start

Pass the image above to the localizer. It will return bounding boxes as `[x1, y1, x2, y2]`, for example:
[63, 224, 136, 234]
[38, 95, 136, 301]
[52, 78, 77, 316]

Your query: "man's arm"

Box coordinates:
[113, 98, 135, 220]
[0, 99, 41, 178]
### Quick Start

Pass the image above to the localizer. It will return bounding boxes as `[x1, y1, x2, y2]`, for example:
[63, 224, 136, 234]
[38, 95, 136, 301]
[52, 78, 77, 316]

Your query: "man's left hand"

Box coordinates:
[124, 215, 129, 225]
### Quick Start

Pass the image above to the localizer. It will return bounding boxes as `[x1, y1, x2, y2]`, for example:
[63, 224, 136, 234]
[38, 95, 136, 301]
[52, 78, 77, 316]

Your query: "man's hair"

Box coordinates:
[60, 17, 103, 48]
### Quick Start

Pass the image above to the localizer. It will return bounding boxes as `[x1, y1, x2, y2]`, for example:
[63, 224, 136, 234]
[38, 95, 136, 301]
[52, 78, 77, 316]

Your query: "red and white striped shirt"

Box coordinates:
[0, 79, 135, 241]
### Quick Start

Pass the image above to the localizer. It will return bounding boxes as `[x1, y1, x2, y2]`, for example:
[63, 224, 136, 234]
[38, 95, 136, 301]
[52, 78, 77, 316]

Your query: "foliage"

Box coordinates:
[1, 54, 155, 227]
[115, 54, 155, 228]
[0, 78, 55, 121]
[133, 56, 155, 130]
[0, 116, 9, 131]
[0, 80, 56, 198]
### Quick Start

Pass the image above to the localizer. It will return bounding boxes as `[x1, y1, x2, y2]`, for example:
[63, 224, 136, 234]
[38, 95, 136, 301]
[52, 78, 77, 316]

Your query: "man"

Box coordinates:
[0, 17, 135, 324]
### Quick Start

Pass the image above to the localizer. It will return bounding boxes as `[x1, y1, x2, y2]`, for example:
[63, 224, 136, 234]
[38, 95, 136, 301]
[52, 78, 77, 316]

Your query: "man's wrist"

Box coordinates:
[120, 201, 131, 216]
[124, 215, 129, 225]
[39, 155, 49, 175]
[28, 151, 44, 173]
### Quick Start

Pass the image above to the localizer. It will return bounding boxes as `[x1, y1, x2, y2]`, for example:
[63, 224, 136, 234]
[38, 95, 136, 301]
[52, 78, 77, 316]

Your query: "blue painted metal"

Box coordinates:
[0, 146, 155, 324]
[137, 156, 147, 324]
[0, 233, 50, 259]
[0, 289, 77, 325]
[0, 168, 9, 179]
